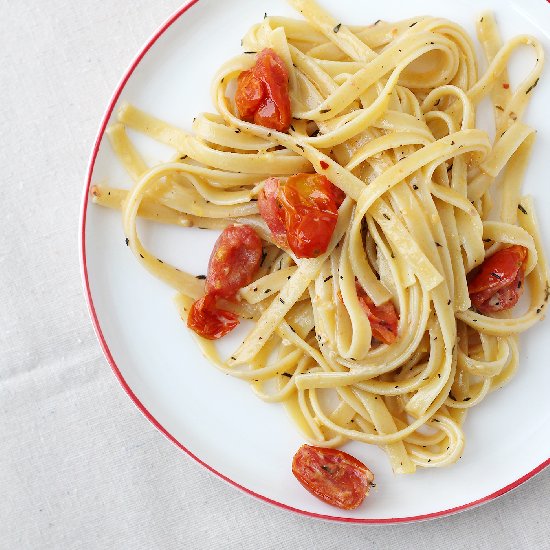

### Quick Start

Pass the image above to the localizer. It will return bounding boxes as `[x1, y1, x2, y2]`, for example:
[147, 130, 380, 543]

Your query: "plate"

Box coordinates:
[80, 0, 550, 522]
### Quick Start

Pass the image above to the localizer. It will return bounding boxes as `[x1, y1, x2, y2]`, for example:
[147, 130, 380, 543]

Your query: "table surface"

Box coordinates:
[1, 1, 548, 548]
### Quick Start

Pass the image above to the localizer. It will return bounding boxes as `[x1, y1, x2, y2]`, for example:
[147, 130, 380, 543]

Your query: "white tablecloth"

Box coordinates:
[1, 1, 548, 548]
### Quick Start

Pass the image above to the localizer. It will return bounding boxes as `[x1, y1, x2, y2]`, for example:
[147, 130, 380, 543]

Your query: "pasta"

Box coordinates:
[92, 0, 549, 475]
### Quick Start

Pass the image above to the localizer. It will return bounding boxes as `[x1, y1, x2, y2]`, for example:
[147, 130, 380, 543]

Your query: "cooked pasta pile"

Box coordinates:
[92, 0, 549, 473]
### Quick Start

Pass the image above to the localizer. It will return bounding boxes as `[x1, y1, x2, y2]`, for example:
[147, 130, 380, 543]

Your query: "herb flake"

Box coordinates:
[526, 78, 540, 94]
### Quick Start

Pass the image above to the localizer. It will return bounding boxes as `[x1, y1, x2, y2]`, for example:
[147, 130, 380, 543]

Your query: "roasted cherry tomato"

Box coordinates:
[468, 245, 528, 314]
[278, 173, 342, 258]
[355, 282, 399, 344]
[187, 294, 239, 340]
[234, 69, 264, 122]
[330, 185, 346, 209]
[258, 177, 287, 247]
[292, 445, 374, 510]
[258, 174, 343, 258]
[205, 224, 263, 300]
[235, 48, 291, 132]
[188, 224, 262, 340]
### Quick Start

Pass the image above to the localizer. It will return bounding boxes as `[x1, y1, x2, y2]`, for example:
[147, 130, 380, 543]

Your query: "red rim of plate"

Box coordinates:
[79, 0, 550, 524]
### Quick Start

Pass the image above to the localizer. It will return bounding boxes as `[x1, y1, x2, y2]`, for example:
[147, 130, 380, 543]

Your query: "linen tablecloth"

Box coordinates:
[1, 1, 548, 548]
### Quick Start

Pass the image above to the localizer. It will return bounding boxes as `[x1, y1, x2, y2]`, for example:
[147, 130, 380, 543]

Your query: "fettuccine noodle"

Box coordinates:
[92, 1, 548, 474]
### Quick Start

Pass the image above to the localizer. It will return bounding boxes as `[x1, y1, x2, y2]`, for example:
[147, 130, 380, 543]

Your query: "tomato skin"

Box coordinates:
[292, 445, 374, 510]
[258, 177, 287, 247]
[235, 69, 264, 121]
[187, 224, 262, 340]
[187, 294, 239, 340]
[206, 224, 263, 300]
[258, 173, 344, 258]
[278, 173, 340, 258]
[330, 185, 346, 209]
[468, 245, 528, 314]
[355, 282, 399, 344]
[235, 48, 291, 132]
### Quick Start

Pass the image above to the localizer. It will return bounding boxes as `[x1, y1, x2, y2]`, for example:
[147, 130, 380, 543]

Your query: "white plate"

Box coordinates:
[80, 0, 550, 522]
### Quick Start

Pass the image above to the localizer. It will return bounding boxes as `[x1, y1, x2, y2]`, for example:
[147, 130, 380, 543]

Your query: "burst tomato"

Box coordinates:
[235, 48, 291, 132]
[468, 245, 528, 314]
[292, 445, 375, 510]
[258, 174, 342, 258]
[258, 177, 287, 247]
[355, 282, 399, 344]
[329, 183, 346, 208]
[206, 224, 263, 300]
[234, 69, 264, 122]
[279, 174, 342, 259]
[187, 294, 239, 340]
[187, 224, 262, 340]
